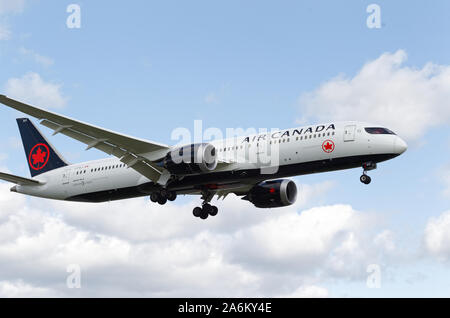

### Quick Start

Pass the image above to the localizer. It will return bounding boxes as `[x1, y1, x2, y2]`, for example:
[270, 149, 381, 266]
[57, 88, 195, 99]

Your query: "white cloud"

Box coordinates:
[0, 0, 26, 14]
[0, 280, 60, 298]
[374, 230, 396, 253]
[298, 50, 450, 141]
[229, 204, 383, 279]
[19, 47, 54, 67]
[280, 285, 329, 298]
[424, 210, 450, 261]
[0, 180, 397, 297]
[4, 72, 67, 108]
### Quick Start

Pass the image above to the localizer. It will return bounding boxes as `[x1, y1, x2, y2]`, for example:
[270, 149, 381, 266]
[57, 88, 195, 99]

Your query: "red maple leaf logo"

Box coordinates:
[29, 143, 50, 170]
[32, 147, 47, 165]
[322, 140, 335, 153]
[324, 142, 333, 151]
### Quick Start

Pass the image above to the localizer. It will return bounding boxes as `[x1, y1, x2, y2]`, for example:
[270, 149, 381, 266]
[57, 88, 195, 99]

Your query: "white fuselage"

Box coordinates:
[12, 121, 407, 202]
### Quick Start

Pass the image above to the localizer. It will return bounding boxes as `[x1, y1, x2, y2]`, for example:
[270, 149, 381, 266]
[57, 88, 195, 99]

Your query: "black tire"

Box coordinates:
[193, 207, 202, 217]
[209, 206, 218, 216]
[202, 204, 212, 214]
[160, 189, 169, 199]
[365, 176, 372, 184]
[157, 197, 167, 205]
[199, 210, 209, 220]
[167, 191, 177, 201]
[360, 175, 368, 184]
[150, 192, 159, 203]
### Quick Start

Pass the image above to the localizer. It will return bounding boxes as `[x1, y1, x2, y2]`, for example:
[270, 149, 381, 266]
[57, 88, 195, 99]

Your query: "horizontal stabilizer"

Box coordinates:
[0, 172, 42, 186]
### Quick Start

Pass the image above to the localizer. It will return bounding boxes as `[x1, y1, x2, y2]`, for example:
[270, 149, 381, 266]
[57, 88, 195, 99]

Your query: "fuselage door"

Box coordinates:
[62, 169, 71, 185]
[343, 125, 356, 142]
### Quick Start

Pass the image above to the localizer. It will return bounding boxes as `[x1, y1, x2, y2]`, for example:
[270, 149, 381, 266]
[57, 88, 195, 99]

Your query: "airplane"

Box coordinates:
[0, 95, 407, 220]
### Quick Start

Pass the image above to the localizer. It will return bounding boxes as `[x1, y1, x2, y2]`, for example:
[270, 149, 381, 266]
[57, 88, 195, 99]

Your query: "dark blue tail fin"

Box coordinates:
[16, 118, 68, 177]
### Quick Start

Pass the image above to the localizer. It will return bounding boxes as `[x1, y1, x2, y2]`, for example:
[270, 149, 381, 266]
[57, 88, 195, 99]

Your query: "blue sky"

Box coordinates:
[0, 0, 449, 297]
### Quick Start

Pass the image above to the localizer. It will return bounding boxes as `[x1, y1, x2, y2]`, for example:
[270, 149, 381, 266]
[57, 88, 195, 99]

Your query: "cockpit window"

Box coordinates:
[365, 127, 396, 135]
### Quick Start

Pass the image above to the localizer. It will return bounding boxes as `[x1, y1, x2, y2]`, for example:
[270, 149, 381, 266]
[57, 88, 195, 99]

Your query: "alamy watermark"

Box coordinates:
[66, 264, 81, 289]
[170, 120, 282, 175]
[66, 4, 81, 29]
[366, 4, 381, 29]
[366, 264, 381, 289]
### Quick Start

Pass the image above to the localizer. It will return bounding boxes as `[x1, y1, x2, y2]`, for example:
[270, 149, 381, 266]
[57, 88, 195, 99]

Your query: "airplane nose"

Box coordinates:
[394, 137, 408, 155]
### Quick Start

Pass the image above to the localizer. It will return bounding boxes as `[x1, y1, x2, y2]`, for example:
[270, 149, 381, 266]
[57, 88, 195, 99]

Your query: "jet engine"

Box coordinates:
[243, 179, 297, 208]
[163, 143, 218, 175]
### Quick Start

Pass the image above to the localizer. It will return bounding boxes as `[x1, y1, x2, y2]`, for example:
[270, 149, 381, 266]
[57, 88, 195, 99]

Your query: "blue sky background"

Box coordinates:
[0, 0, 449, 297]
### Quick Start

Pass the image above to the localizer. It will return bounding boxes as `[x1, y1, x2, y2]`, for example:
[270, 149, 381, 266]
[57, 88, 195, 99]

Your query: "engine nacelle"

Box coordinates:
[163, 143, 218, 175]
[243, 179, 297, 208]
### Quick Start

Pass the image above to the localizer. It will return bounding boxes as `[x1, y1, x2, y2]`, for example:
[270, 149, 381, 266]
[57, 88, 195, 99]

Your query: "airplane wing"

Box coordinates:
[0, 172, 42, 186]
[0, 95, 170, 182]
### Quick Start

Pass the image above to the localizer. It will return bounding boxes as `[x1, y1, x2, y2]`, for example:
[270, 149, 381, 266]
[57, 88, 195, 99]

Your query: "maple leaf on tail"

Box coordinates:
[32, 147, 47, 165]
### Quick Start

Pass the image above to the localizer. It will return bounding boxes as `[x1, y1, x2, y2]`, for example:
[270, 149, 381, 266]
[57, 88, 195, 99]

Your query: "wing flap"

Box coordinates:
[0, 95, 169, 154]
[0, 95, 170, 182]
[0, 172, 42, 186]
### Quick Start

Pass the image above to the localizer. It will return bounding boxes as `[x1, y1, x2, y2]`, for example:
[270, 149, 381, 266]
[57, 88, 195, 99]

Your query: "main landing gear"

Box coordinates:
[360, 162, 377, 185]
[193, 203, 218, 220]
[150, 189, 177, 205]
[193, 190, 219, 220]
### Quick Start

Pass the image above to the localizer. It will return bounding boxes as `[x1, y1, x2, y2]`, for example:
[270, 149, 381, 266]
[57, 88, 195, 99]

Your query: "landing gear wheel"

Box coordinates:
[157, 197, 167, 205]
[193, 207, 202, 217]
[150, 192, 159, 203]
[202, 204, 212, 214]
[209, 206, 218, 216]
[199, 209, 209, 220]
[167, 191, 177, 201]
[360, 174, 371, 185]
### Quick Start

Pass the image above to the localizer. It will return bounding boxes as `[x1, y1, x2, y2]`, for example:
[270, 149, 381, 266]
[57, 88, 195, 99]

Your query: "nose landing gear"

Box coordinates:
[360, 162, 376, 185]
[360, 174, 371, 185]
